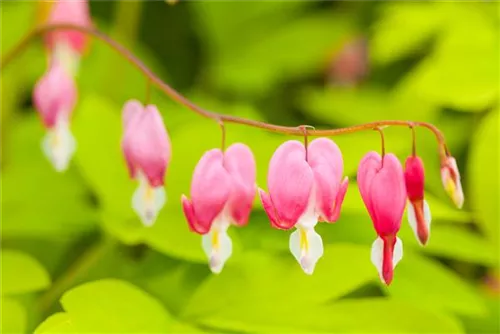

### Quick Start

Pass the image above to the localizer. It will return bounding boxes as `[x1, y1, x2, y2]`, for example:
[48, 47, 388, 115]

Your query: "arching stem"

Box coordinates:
[0, 23, 449, 162]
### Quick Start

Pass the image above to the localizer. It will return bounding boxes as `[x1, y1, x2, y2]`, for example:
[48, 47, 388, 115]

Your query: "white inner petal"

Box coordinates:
[393, 237, 403, 268]
[370, 237, 404, 283]
[202, 211, 232, 274]
[132, 171, 166, 227]
[370, 237, 384, 282]
[288, 184, 323, 275]
[42, 115, 76, 172]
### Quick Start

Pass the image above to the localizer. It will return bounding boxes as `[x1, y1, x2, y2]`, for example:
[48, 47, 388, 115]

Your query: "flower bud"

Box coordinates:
[441, 156, 464, 209]
[404, 156, 431, 245]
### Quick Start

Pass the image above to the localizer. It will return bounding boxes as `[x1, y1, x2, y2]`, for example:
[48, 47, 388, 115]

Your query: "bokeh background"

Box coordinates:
[1, 1, 499, 333]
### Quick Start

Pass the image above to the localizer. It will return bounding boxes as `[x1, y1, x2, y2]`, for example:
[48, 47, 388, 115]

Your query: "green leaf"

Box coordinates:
[192, 1, 312, 55]
[168, 321, 207, 334]
[371, 3, 442, 64]
[206, 12, 355, 96]
[405, 5, 499, 110]
[182, 244, 376, 320]
[194, 298, 463, 333]
[55, 279, 172, 333]
[72, 95, 135, 219]
[34, 312, 76, 334]
[1, 250, 50, 295]
[386, 251, 486, 316]
[1, 114, 98, 238]
[469, 109, 499, 255]
[298, 84, 442, 133]
[1, 298, 27, 334]
[400, 224, 497, 266]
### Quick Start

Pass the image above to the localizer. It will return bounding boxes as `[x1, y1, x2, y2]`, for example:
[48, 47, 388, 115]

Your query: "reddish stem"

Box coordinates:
[0, 23, 448, 163]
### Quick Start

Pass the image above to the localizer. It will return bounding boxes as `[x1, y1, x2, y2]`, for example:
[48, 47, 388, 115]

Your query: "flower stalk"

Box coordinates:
[1, 23, 448, 162]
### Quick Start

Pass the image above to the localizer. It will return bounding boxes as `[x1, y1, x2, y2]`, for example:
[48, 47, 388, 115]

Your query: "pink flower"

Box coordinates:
[121, 100, 171, 226]
[33, 61, 77, 172]
[45, 0, 92, 76]
[45, 0, 92, 54]
[181, 144, 256, 273]
[358, 152, 406, 285]
[441, 156, 464, 208]
[404, 156, 431, 245]
[259, 138, 348, 274]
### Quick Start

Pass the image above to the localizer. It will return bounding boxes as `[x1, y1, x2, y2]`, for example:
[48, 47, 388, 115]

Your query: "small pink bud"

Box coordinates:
[259, 138, 348, 274]
[33, 61, 77, 172]
[182, 144, 256, 273]
[121, 101, 171, 187]
[404, 156, 431, 245]
[441, 156, 464, 209]
[45, 0, 92, 55]
[121, 101, 171, 226]
[358, 152, 406, 285]
[33, 62, 77, 129]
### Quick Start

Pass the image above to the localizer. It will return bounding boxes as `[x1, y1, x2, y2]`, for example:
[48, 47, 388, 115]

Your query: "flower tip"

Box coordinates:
[407, 200, 431, 247]
[209, 256, 223, 274]
[300, 256, 315, 275]
[441, 157, 464, 209]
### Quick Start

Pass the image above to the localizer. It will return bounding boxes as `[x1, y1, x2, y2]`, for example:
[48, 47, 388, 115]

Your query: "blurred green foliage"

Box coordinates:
[1, 1, 499, 333]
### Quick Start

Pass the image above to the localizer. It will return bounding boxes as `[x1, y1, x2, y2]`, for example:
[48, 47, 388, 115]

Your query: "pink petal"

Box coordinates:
[122, 99, 143, 130]
[404, 156, 425, 201]
[181, 195, 209, 234]
[369, 154, 407, 236]
[33, 61, 77, 128]
[259, 188, 285, 229]
[307, 138, 344, 222]
[357, 151, 382, 222]
[223, 143, 256, 226]
[330, 176, 349, 222]
[265, 140, 314, 229]
[183, 149, 232, 233]
[45, 0, 92, 54]
[121, 105, 171, 186]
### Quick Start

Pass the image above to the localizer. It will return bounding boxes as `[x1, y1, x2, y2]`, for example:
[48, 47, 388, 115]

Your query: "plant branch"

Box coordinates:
[37, 235, 116, 314]
[0, 23, 448, 163]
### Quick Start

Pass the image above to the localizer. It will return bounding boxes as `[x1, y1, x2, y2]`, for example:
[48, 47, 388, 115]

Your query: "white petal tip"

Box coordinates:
[132, 176, 166, 227]
[202, 223, 233, 275]
[300, 256, 315, 275]
[290, 227, 323, 275]
[42, 123, 76, 173]
[209, 257, 222, 274]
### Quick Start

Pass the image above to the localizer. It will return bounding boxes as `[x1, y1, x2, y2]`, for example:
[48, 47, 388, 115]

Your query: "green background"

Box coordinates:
[1, 1, 499, 333]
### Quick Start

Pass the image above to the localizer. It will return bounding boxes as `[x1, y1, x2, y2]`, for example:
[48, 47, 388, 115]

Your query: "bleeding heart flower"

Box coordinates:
[121, 100, 171, 227]
[259, 139, 348, 274]
[358, 152, 406, 285]
[404, 156, 431, 245]
[181, 143, 256, 273]
[45, 0, 92, 75]
[33, 60, 77, 172]
[441, 156, 464, 209]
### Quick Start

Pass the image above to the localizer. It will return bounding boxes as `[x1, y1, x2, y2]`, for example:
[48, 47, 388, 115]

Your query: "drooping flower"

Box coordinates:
[44, 0, 92, 76]
[404, 156, 431, 245]
[358, 152, 406, 285]
[121, 100, 171, 227]
[441, 156, 464, 209]
[181, 144, 256, 274]
[33, 61, 77, 172]
[259, 139, 348, 274]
